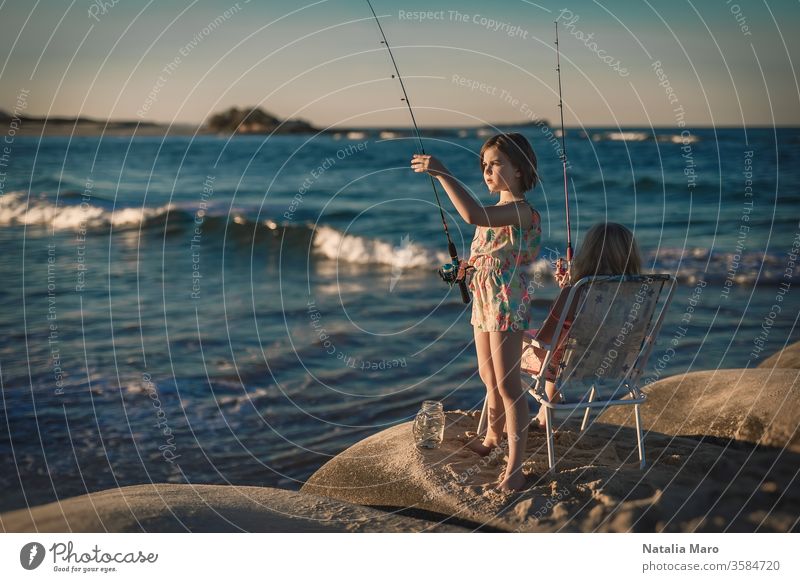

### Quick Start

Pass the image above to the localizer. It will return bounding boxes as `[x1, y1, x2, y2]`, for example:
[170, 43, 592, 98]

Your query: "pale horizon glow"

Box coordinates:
[0, 0, 798, 128]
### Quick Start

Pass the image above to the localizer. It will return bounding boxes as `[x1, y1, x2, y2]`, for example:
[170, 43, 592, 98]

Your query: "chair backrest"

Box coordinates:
[553, 274, 675, 403]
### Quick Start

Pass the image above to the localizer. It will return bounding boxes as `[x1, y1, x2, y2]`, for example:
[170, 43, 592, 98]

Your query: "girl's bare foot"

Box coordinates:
[466, 436, 503, 457]
[497, 471, 527, 493]
[530, 416, 560, 435]
[534, 399, 560, 430]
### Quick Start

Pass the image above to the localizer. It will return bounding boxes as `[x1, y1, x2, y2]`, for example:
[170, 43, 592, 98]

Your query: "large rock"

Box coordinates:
[759, 340, 800, 370]
[0, 484, 466, 533]
[600, 369, 800, 452]
[302, 405, 800, 532]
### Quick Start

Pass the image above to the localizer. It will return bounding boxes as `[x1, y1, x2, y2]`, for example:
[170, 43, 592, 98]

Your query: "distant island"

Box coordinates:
[206, 106, 317, 134]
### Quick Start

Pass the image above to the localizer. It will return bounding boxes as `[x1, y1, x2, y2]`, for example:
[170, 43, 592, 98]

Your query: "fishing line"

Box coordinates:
[365, 0, 471, 303]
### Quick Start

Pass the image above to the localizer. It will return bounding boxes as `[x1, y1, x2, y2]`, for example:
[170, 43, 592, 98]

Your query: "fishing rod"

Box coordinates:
[554, 21, 574, 277]
[365, 0, 471, 304]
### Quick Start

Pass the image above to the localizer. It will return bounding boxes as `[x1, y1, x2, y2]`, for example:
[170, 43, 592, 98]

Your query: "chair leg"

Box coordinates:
[634, 403, 646, 469]
[545, 406, 556, 473]
[580, 386, 596, 432]
[477, 398, 488, 435]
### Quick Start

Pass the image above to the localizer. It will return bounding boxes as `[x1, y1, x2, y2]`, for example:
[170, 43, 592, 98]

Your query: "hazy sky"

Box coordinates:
[1, 0, 798, 127]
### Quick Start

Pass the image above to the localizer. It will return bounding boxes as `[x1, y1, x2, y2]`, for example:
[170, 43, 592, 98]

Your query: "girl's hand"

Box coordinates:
[457, 262, 474, 283]
[554, 258, 570, 288]
[410, 154, 448, 178]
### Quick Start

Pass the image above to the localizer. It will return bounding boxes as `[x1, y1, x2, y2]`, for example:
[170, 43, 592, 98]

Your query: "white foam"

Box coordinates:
[216, 387, 271, 412]
[605, 131, 650, 141]
[312, 224, 450, 268]
[0, 190, 174, 230]
[590, 132, 701, 144]
[312, 225, 562, 280]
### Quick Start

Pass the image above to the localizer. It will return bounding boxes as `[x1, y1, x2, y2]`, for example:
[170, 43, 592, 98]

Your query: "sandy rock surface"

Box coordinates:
[1, 483, 467, 533]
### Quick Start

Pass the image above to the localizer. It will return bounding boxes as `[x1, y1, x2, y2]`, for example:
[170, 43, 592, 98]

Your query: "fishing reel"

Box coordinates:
[555, 257, 568, 279]
[554, 253, 572, 288]
[437, 244, 473, 304]
[437, 260, 466, 284]
[437, 260, 473, 304]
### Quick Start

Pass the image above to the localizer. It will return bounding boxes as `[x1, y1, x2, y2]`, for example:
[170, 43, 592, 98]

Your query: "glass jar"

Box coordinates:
[412, 400, 445, 449]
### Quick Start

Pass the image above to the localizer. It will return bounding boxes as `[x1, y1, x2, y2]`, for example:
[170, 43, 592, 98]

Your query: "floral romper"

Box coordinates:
[467, 201, 542, 332]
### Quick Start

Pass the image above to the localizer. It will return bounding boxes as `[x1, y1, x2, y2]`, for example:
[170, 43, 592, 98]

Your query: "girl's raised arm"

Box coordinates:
[410, 154, 532, 228]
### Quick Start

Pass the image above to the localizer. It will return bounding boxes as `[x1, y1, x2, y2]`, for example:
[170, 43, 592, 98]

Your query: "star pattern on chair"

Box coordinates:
[504, 274, 676, 474]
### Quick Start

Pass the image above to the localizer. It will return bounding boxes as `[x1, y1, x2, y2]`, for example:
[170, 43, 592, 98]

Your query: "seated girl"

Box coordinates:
[522, 222, 642, 429]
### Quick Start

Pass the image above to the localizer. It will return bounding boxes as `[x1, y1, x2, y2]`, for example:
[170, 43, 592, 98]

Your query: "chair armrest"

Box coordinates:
[527, 336, 549, 350]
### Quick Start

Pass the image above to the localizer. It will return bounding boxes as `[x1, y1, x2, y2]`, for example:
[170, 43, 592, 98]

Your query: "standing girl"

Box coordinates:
[411, 133, 541, 492]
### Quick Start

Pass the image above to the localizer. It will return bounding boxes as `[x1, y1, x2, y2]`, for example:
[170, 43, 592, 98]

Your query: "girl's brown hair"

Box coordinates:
[479, 132, 538, 192]
[570, 222, 642, 284]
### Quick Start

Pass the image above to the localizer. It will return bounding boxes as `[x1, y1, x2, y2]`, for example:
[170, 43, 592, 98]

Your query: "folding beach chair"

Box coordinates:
[477, 274, 676, 472]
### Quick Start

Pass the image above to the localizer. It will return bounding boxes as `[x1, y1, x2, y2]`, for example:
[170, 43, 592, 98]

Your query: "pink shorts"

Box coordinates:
[520, 322, 572, 382]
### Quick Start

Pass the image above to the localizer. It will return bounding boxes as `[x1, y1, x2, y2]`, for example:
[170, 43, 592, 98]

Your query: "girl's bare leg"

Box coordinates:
[535, 380, 561, 425]
[490, 329, 529, 492]
[470, 327, 506, 456]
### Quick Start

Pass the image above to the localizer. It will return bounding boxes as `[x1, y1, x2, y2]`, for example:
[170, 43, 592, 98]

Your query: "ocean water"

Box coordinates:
[1, 127, 798, 512]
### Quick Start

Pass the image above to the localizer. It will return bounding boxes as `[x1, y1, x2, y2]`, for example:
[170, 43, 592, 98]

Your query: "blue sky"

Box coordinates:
[0, 0, 798, 127]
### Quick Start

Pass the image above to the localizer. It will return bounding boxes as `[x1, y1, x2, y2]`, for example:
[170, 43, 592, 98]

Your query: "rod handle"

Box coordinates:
[448, 242, 471, 304]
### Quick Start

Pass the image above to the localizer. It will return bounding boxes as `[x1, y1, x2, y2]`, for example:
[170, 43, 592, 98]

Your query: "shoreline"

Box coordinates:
[2, 341, 798, 532]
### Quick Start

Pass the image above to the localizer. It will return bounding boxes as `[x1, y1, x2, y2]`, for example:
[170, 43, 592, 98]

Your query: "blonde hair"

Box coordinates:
[478, 133, 538, 192]
[570, 223, 642, 284]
